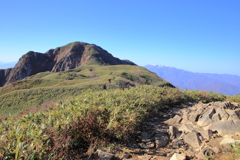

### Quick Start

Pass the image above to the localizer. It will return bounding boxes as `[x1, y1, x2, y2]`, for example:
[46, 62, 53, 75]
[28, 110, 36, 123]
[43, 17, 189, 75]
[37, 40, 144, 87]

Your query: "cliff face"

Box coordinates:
[0, 42, 136, 86]
[0, 68, 12, 87]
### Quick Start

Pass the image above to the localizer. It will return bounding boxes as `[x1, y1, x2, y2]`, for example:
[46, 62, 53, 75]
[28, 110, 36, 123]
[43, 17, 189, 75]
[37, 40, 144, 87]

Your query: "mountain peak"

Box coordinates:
[0, 42, 136, 86]
[146, 64, 172, 68]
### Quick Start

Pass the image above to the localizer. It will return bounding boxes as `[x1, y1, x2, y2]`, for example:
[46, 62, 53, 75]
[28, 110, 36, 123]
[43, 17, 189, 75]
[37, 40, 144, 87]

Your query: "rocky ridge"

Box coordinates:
[0, 42, 136, 87]
[95, 101, 240, 160]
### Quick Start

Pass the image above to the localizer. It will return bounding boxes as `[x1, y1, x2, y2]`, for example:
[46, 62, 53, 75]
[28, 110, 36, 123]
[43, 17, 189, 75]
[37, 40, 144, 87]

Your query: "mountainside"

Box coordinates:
[0, 42, 135, 87]
[0, 43, 174, 116]
[0, 65, 173, 116]
[145, 64, 240, 95]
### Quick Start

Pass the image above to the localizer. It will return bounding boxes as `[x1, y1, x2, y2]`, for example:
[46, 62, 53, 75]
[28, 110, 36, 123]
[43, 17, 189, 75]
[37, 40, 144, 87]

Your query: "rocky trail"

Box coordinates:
[95, 101, 240, 160]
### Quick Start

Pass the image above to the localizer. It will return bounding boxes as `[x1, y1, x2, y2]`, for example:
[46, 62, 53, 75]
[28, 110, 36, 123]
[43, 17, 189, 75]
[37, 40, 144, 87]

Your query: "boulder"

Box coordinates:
[168, 126, 179, 139]
[187, 112, 199, 123]
[220, 138, 240, 146]
[183, 132, 201, 148]
[178, 124, 195, 133]
[179, 108, 191, 117]
[165, 115, 182, 126]
[211, 113, 221, 122]
[169, 153, 186, 160]
[215, 108, 229, 121]
[199, 130, 212, 140]
[228, 109, 240, 121]
[171, 139, 185, 149]
[155, 133, 169, 148]
[197, 108, 215, 127]
[213, 101, 235, 109]
[207, 120, 240, 135]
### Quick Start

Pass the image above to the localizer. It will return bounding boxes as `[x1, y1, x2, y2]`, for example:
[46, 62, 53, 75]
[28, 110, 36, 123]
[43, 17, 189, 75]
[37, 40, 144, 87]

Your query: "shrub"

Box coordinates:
[0, 85, 189, 159]
[183, 90, 226, 103]
[227, 94, 240, 103]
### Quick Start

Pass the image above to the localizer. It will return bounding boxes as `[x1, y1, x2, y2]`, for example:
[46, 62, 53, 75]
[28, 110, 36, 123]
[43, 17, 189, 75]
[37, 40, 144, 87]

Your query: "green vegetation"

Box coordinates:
[0, 65, 172, 116]
[183, 90, 226, 103]
[227, 94, 240, 103]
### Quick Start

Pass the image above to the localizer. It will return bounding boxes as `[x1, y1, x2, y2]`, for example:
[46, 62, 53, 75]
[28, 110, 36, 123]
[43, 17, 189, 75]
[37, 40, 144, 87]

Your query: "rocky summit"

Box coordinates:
[0, 42, 135, 87]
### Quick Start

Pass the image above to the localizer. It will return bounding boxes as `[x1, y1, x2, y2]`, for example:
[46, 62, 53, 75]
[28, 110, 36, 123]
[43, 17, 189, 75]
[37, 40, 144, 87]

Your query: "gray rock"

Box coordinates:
[155, 133, 169, 148]
[197, 108, 216, 127]
[213, 101, 235, 109]
[183, 132, 201, 148]
[193, 102, 208, 114]
[207, 120, 240, 135]
[213, 101, 227, 108]
[187, 113, 199, 123]
[168, 126, 179, 139]
[228, 109, 240, 121]
[211, 113, 221, 122]
[175, 132, 183, 139]
[165, 115, 182, 126]
[169, 153, 186, 160]
[184, 149, 195, 158]
[178, 124, 195, 133]
[169, 108, 182, 115]
[220, 137, 240, 146]
[199, 130, 212, 140]
[215, 108, 229, 121]
[97, 149, 114, 160]
[141, 132, 151, 142]
[179, 108, 191, 117]
[196, 148, 214, 160]
[171, 139, 185, 149]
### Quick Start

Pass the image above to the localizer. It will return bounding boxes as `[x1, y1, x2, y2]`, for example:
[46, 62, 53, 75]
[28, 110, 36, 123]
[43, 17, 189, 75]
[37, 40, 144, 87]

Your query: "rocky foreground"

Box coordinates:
[95, 101, 240, 160]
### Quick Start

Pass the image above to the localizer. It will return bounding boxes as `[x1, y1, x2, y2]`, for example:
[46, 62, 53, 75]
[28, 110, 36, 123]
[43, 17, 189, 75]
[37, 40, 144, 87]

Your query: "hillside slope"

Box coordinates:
[145, 64, 240, 95]
[0, 65, 174, 116]
[0, 42, 135, 87]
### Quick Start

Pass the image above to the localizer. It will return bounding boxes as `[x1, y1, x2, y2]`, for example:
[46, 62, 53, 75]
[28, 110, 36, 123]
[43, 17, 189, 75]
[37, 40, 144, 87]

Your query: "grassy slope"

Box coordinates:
[0, 85, 228, 159]
[0, 86, 187, 159]
[0, 65, 173, 116]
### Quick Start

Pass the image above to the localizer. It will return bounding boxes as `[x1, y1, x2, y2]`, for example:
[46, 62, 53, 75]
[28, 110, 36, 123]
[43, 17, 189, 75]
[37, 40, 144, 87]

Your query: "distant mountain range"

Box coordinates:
[144, 64, 240, 96]
[0, 61, 17, 69]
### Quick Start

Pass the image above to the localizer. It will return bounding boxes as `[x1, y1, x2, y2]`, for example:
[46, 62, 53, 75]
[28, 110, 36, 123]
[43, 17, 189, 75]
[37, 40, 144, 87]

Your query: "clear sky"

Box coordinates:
[1, 0, 240, 75]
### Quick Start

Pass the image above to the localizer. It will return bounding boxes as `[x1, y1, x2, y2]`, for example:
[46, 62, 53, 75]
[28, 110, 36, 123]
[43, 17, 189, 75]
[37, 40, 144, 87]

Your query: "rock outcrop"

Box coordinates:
[99, 101, 240, 159]
[0, 42, 136, 87]
[0, 68, 12, 87]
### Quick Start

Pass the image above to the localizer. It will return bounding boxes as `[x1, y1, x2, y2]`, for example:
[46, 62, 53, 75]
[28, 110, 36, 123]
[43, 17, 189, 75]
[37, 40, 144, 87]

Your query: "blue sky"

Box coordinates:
[1, 0, 240, 75]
